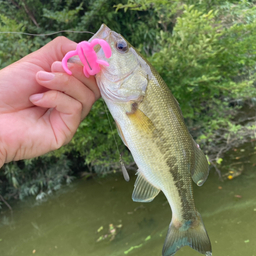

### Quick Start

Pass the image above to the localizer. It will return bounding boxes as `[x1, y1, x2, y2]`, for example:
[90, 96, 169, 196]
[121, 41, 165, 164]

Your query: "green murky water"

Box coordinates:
[1, 151, 256, 256]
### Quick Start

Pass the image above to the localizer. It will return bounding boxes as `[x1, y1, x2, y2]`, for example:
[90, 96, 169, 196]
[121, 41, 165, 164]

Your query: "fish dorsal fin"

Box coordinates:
[132, 171, 160, 202]
[191, 141, 209, 186]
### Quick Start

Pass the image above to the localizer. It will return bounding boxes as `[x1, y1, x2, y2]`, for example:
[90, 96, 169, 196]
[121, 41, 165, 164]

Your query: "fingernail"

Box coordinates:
[30, 93, 44, 102]
[37, 71, 55, 81]
[52, 61, 64, 72]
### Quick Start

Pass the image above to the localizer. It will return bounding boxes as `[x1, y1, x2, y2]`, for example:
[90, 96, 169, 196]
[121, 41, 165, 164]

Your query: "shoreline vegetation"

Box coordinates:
[0, 0, 256, 206]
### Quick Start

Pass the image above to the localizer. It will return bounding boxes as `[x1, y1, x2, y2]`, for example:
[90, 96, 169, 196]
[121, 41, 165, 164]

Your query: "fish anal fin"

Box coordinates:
[191, 141, 209, 186]
[132, 171, 160, 202]
[163, 212, 212, 256]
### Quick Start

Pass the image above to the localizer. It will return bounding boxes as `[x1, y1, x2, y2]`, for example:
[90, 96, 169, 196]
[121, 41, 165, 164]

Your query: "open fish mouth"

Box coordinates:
[89, 24, 122, 46]
[89, 24, 111, 43]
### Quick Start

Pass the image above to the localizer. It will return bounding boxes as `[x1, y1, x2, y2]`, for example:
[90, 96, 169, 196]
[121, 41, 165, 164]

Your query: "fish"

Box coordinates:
[90, 24, 212, 256]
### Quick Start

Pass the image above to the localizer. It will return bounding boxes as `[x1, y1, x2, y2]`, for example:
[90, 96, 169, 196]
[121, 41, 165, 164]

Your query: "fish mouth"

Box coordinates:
[89, 24, 138, 82]
[89, 24, 111, 43]
[89, 24, 124, 54]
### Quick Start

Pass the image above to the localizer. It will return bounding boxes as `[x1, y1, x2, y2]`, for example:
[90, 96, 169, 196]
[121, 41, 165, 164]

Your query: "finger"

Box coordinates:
[29, 90, 83, 145]
[35, 71, 95, 119]
[21, 37, 77, 71]
[51, 61, 101, 100]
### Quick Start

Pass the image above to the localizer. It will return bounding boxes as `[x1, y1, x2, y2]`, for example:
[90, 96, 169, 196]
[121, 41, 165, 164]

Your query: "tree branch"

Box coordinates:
[8, 0, 21, 9]
[0, 195, 13, 212]
[20, 0, 40, 28]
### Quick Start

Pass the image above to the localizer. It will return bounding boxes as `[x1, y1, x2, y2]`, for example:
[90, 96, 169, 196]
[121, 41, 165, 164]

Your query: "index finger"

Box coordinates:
[19, 37, 77, 72]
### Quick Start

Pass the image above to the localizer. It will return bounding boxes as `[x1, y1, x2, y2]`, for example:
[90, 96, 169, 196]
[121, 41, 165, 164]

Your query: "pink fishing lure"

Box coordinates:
[62, 39, 111, 77]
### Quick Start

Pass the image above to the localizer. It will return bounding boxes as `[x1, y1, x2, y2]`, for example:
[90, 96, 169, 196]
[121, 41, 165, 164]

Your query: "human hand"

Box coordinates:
[0, 37, 100, 168]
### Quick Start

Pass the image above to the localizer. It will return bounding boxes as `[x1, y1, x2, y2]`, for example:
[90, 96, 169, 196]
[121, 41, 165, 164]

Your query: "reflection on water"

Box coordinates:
[0, 154, 256, 256]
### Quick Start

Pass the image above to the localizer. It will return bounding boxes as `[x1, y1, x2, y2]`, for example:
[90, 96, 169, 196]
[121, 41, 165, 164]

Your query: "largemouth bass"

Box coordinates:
[90, 24, 212, 256]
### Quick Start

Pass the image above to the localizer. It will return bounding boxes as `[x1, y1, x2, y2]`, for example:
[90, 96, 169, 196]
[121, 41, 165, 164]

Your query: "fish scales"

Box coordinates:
[90, 24, 212, 256]
[136, 67, 196, 220]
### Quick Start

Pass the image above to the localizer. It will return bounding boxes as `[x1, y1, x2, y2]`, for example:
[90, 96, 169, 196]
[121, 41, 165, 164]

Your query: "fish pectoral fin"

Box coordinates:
[126, 106, 155, 135]
[132, 171, 160, 202]
[191, 141, 209, 186]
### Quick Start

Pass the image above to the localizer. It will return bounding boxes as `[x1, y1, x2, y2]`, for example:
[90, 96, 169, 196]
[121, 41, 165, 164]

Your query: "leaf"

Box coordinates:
[97, 226, 103, 233]
[216, 158, 223, 165]
[145, 235, 151, 241]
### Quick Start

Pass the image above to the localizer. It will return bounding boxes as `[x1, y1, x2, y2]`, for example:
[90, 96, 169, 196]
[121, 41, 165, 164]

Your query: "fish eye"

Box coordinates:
[116, 40, 128, 53]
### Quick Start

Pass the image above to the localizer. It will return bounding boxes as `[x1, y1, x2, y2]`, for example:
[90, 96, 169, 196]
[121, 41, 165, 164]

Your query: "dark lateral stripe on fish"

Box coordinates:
[170, 165, 195, 221]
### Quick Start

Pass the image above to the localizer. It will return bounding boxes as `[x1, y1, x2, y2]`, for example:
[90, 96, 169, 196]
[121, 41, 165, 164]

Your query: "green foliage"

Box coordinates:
[0, 155, 74, 200]
[116, 0, 256, 163]
[43, 2, 83, 24]
[1, 0, 256, 203]
[0, 15, 29, 67]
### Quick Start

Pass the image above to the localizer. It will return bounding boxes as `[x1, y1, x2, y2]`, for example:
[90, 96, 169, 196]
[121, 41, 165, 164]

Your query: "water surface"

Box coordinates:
[1, 152, 256, 256]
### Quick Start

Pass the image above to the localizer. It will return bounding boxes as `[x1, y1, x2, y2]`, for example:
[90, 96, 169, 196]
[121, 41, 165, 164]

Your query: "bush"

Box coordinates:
[1, 0, 256, 202]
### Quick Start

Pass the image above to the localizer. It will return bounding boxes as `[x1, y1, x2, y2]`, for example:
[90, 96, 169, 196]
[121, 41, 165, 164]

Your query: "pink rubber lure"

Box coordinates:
[62, 39, 111, 78]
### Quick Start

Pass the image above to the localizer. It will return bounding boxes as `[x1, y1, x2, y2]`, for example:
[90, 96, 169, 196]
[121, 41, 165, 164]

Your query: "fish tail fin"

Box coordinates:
[162, 212, 212, 256]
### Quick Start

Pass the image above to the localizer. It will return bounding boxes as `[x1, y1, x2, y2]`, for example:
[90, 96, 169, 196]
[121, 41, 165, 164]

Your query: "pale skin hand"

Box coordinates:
[0, 36, 100, 168]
